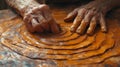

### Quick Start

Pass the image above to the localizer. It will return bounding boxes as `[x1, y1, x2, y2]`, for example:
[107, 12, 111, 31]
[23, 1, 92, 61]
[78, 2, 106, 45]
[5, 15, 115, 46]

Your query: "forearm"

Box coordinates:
[96, 0, 120, 8]
[92, 0, 120, 13]
[5, 0, 44, 17]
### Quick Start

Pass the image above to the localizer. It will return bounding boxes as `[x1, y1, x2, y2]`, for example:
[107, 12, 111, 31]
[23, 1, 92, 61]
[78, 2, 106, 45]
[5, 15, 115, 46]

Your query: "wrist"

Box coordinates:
[22, 4, 48, 23]
[20, 0, 42, 17]
[98, 0, 116, 14]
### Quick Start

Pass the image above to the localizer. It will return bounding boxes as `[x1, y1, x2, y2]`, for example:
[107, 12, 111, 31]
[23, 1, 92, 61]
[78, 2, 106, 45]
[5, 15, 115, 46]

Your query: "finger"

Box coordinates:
[41, 8, 54, 32]
[99, 13, 107, 32]
[41, 6, 60, 33]
[40, 21, 50, 32]
[43, 10, 60, 33]
[35, 25, 44, 33]
[31, 18, 43, 33]
[31, 18, 40, 28]
[70, 8, 87, 32]
[24, 15, 35, 33]
[76, 10, 94, 34]
[49, 19, 60, 34]
[87, 16, 97, 35]
[42, 9, 61, 34]
[41, 6, 52, 22]
[25, 21, 34, 33]
[64, 9, 78, 22]
[37, 15, 49, 31]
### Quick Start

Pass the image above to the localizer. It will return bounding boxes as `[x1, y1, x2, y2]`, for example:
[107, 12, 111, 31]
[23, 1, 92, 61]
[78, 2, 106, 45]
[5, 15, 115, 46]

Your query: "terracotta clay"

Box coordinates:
[0, 8, 120, 67]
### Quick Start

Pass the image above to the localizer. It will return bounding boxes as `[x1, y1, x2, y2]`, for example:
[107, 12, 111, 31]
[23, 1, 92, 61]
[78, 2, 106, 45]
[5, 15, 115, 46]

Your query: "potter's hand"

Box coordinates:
[24, 4, 60, 33]
[64, 1, 108, 35]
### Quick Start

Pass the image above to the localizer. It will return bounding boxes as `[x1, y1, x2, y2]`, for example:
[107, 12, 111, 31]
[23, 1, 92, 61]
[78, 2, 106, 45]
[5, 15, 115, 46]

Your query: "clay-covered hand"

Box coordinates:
[64, 1, 108, 35]
[23, 4, 60, 33]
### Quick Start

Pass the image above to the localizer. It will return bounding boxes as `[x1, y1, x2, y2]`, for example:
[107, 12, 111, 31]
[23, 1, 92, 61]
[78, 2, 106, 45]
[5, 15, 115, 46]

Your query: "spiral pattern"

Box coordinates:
[0, 10, 120, 66]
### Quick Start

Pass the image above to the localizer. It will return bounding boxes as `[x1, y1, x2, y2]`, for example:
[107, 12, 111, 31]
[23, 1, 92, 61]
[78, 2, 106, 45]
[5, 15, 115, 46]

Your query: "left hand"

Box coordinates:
[64, 1, 108, 35]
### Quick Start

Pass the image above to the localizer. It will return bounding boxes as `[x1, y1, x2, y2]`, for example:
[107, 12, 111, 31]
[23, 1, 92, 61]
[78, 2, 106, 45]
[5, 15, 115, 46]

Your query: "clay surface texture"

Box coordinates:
[0, 8, 120, 67]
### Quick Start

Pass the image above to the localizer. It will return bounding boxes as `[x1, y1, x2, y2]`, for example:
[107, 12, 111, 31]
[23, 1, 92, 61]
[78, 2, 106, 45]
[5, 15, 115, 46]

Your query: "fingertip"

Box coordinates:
[87, 16, 97, 35]
[50, 19, 61, 34]
[101, 27, 107, 33]
[76, 20, 88, 35]
[52, 25, 61, 34]
[87, 29, 94, 36]
[64, 17, 71, 22]
[55, 24, 61, 34]
[76, 28, 84, 35]
[70, 25, 76, 33]
[100, 13, 107, 33]
[70, 16, 83, 33]
[64, 10, 78, 22]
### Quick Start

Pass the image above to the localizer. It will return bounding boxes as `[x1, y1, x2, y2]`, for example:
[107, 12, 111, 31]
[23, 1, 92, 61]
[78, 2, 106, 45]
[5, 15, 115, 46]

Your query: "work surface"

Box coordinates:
[0, 6, 120, 67]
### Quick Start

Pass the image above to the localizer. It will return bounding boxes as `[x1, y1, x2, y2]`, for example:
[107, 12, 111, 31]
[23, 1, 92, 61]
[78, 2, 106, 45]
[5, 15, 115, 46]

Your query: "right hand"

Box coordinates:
[23, 4, 60, 33]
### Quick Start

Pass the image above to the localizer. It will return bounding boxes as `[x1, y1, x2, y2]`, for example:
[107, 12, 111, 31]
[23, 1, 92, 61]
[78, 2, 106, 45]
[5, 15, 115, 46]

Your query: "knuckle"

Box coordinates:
[91, 19, 96, 23]
[41, 4, 50, 10]
[83, 19, 89, 24]
[77, 15, 82, 19]
[81, 8, 87, 11]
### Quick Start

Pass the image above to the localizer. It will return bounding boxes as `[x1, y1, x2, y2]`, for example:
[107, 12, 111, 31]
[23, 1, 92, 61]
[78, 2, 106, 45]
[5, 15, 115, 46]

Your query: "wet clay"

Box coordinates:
[0, 8, 120, 67]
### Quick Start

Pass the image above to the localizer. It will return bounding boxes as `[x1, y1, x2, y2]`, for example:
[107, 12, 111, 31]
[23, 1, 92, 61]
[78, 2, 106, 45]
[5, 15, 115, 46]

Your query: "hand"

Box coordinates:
[23, 4, 60, 33]
[64, 1, 108, 35]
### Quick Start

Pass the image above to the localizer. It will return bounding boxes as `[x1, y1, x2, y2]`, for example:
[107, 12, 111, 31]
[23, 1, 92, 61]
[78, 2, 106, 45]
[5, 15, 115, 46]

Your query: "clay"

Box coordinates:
[1, 24, 114, 60]
[0, 9, 120, 67]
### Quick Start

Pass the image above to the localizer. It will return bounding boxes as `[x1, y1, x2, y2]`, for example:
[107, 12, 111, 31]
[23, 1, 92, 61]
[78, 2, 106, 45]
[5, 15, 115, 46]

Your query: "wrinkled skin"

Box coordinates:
[6, 0, 119, 34]
[64, 1, 109, 35]
[25, 0, 111, 35]
[24, 4, 60, 33]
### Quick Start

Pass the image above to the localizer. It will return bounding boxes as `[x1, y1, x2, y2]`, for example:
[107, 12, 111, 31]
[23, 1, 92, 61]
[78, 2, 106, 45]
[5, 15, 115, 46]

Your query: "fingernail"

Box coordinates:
[76, 29, 82, 34]
[102, 29, 107, 33]
[102, 28, 107, 33]
[87, 32, 93, 36]
[70, 27, 76, 33]
[64, 17, 71, 22]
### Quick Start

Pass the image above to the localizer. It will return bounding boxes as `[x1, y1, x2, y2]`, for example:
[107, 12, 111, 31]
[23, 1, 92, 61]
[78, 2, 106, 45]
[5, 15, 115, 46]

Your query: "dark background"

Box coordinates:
[0, 0, 8, 10]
